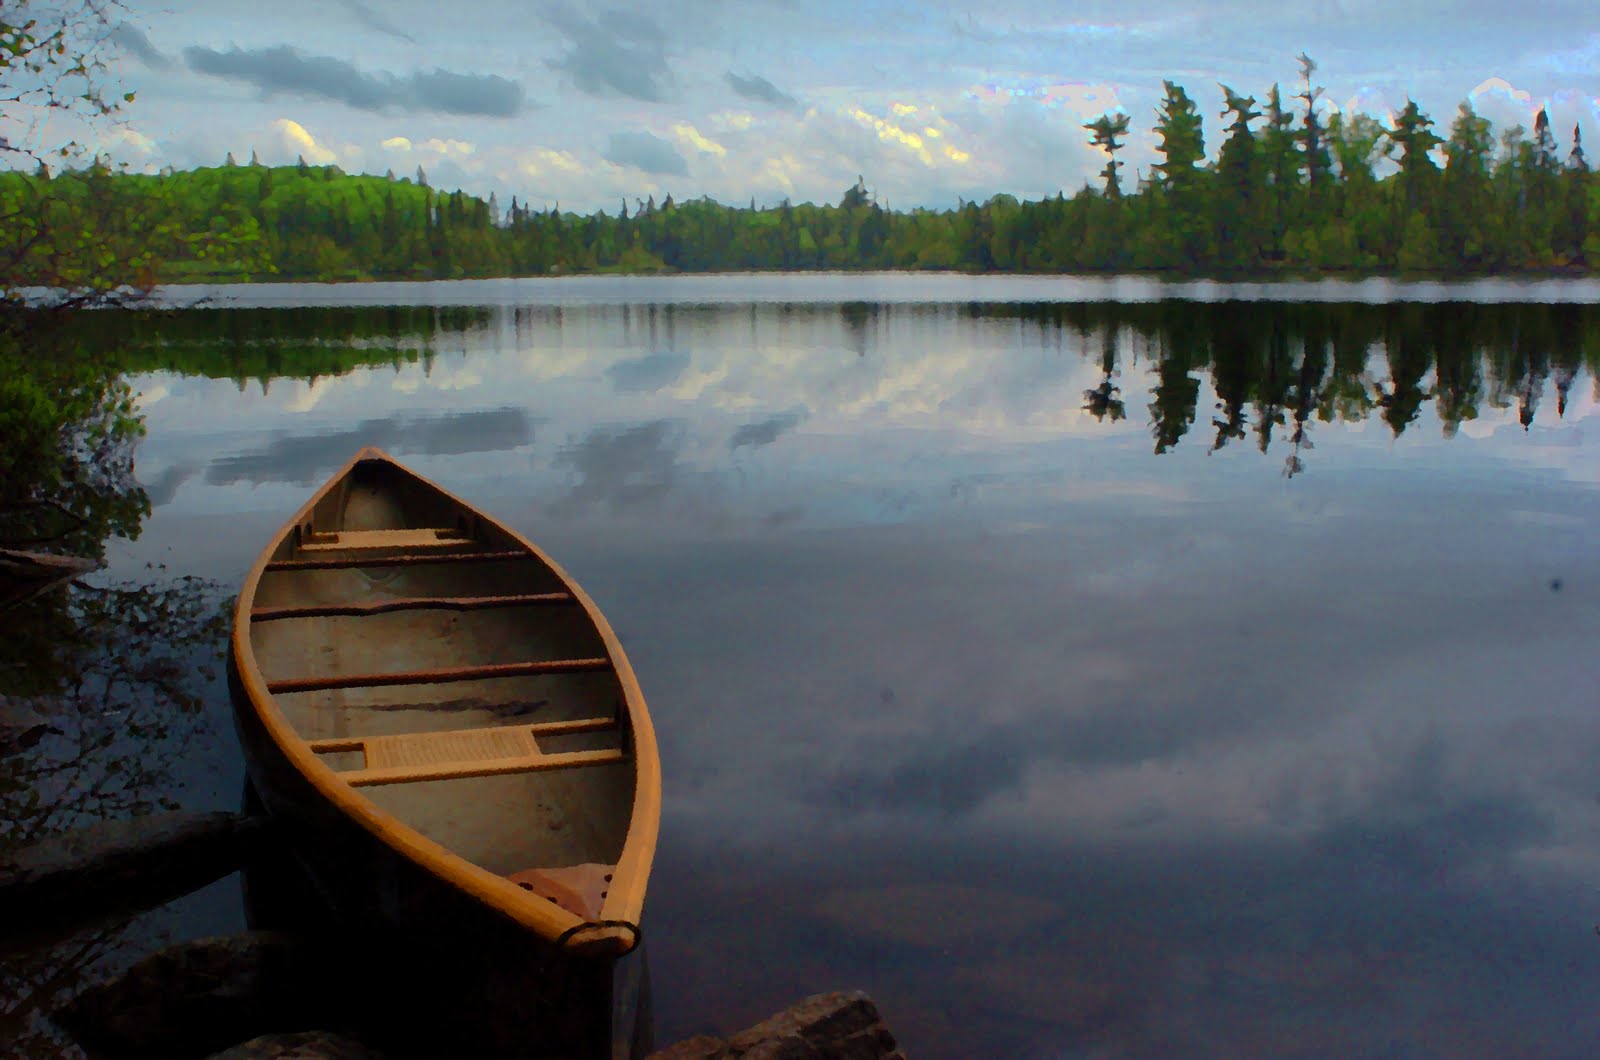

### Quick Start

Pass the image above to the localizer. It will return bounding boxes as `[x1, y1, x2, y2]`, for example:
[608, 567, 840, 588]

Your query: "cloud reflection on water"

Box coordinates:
[113, 285, 1600, 1057]
[203, 407, 534, 486]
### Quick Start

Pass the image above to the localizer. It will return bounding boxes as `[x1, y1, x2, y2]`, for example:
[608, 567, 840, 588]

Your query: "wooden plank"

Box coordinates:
[365, 726, 537, 769]
[297, 528, 469, 553]
[343, 748, 628, 787]
[304, 715, 616, 756]
[264, 549, 529, 572]
[266, 657, 612, 695]
[250, 592, 574, 623]
[305, 736, 366, 753]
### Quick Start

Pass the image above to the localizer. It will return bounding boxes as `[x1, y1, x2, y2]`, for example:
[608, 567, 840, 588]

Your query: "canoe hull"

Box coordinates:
[230, 660, 652, 1058]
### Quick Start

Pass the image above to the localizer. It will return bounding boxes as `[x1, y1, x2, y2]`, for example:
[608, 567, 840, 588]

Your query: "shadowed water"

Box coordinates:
[5, 274, 1600, 1057]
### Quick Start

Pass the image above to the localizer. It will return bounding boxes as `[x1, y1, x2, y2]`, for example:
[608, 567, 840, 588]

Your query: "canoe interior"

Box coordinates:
[247, 457, 635, 894]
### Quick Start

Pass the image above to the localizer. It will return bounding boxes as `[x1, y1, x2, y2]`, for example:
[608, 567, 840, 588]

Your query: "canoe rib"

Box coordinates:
[250, 592, 577, 623]
[266, 657, 613, 695]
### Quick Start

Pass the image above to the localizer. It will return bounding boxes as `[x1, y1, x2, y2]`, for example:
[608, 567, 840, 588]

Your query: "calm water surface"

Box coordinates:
[12, 274, 1600, 1056]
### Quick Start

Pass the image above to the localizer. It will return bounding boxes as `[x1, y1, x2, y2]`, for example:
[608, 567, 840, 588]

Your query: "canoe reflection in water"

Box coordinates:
[229, 448, 660, 1058]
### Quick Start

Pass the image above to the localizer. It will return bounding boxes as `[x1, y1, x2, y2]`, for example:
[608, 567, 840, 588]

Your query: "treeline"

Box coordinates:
[1, 58, 1596, 281]
[68, 301, 1599, 467]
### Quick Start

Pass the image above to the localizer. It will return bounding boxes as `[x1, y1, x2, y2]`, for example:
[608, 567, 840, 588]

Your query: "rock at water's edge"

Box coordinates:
[648, 991, 905, 1060]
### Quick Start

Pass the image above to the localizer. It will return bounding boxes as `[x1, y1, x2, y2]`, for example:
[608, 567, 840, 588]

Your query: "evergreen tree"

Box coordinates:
[1387, 99, 1442, 216]
[1215, 85, 1264, 269]
[1295, 53, 1333, 204]
[1441, 101, 1495, 266]
[1084, 112, 1132, 198]
[1261, 85, 1297, 257]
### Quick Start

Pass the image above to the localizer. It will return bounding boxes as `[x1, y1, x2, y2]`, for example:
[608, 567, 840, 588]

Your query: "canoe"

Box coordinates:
[230, 447, 659, 1054]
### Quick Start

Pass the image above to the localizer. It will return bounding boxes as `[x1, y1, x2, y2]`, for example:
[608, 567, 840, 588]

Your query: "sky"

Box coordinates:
[42, 0, 1600, 212]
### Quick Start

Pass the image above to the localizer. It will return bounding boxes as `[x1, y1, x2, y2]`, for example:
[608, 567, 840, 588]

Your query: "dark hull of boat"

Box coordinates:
[229, 663, 651, 1059]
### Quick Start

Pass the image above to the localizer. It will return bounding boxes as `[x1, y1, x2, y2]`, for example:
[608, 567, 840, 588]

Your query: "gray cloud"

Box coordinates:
[111, 24, 171, 68]
[545, 4, 673, 102]
[725, 71, 799, 111]
[602, 130, 688, 176]
[554, 419, 684, 509]
[336, 0, 417, 44]
[183, 45, 526, 117]
[206, 409, 534, 486]
[607, 351, 689, 393]
[730, 411, 803, 451]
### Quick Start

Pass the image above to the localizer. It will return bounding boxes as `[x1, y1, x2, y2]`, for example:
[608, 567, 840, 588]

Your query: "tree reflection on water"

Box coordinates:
[0, 314, 230, 1056]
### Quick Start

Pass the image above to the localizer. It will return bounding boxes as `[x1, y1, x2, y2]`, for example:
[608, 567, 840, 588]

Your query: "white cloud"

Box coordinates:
[273, 118, 339, 165]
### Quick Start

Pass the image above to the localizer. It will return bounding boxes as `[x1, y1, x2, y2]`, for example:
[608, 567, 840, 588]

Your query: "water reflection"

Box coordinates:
[204, 408, 535, 487]
[1, 317, 232, 1053]
[26, 282, 1600, 1056]
[93, 301, 1600, 489]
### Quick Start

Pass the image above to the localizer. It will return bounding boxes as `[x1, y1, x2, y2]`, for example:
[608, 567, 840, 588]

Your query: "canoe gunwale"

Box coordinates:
[231, 447, 659, 959]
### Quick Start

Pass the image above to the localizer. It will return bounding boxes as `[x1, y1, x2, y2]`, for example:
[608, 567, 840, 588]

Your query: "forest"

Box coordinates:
[1, 57, 1598, 285]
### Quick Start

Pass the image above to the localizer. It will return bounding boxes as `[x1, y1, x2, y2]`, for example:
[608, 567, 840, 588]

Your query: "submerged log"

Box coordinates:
[0, 811, 277, 947]
[0, 546, 100, 610]
[648, 992, 905, 1060]
[56, 931, 351, 1059]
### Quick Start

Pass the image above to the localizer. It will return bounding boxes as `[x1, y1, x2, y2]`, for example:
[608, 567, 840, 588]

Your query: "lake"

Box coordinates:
[6, 273, 1600, 1056]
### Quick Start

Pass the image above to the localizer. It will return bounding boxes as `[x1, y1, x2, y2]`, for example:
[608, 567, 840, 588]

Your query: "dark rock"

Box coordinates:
[56, 931, 346, 1059]
[0, 811, 277, 948]
[205, 1030, 384, 1059]
[651, 992, 903, 1060]
[646, 1035, 732, 1059]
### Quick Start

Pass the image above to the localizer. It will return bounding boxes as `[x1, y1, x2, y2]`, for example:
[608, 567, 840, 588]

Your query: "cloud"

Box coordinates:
[110, 24, 170, 68]
[205, 409, 534, 486]
[183, 45, 526, 117]
[335, 0, 417, 45]
[273, 119, 339, 165]
[671, 122, 726, 157]
[730, 411, 804, 451]
[725, 71, 799, 111]
[554, 419, 686, 510]
[603, 130, 688, 176]
[607, 351, 690, 393]
[545, 4, 673, 102]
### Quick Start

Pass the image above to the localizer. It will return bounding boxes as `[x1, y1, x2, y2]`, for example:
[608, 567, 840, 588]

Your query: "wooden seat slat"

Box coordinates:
[251, 592, 575, 622]
[266, 657, 613, 695]
[297, 528, 470, 553]
[343, 748, 628, 787]
[264, 549, 530, 572]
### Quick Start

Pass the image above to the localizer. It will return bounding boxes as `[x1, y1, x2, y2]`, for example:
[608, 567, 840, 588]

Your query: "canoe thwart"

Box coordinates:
[249, 592, 576, 623]
[296, 528, 471, 554]
[306, 715, 618, 755]
[265, 657, 613, 695]
[507, 863, 615, 919]
[339, 748, 627, 787]
[263, 549, 530, 572]
[306, 716, 625, 786]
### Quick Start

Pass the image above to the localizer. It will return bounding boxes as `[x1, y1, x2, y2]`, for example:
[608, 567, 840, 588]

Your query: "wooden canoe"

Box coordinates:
[230, 447, 660, 965]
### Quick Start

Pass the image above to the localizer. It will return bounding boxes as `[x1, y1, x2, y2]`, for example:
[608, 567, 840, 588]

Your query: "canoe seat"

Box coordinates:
[308, 715, 624, 787]
[297, 528, 472, 554]
[508, 863, 615, 918]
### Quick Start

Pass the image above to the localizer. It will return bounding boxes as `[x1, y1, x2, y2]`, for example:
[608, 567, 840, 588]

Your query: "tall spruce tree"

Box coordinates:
[1084, 112, 1132, 198]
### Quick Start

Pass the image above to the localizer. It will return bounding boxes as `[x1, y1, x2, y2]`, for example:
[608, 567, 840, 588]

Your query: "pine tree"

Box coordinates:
[1295, 53, 1333, 203]
[1215, 85, 1264, 269]
[1083, 112, 1132, 198]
